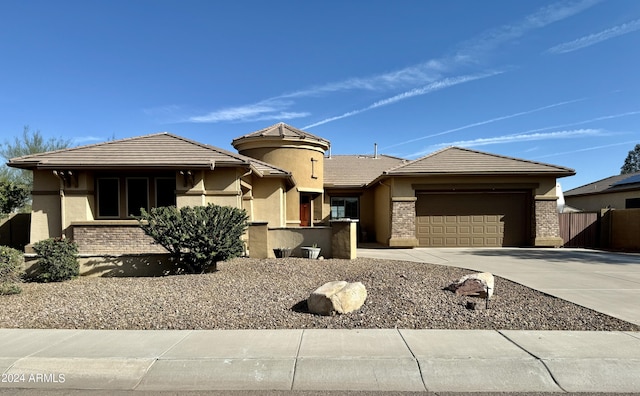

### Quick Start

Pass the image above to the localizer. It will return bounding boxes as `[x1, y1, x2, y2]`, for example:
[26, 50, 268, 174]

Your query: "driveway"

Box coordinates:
[358, 247, 640, 326]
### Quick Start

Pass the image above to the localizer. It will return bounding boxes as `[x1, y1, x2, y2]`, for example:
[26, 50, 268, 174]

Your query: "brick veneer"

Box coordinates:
[389, 198, 418, 247]
[534, 198, 563, 246]
[72, 223, 167, 255]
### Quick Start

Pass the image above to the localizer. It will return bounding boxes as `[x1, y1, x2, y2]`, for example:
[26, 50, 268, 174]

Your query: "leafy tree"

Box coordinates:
[620, 143, 640, 174]
[137, 204, 249, 273]
[1, 126, 72, 186]
[0, 181, 30, 218]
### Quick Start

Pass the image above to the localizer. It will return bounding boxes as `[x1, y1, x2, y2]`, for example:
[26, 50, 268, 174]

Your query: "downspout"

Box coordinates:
[53, 171, 66, 239]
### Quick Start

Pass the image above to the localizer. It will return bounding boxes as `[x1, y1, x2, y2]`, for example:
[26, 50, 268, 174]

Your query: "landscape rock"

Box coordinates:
[307, 280, 367, 315]
[447, 272, 495, 298]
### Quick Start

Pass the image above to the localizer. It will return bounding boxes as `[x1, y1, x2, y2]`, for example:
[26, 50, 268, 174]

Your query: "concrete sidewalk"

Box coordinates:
[359, 247, 640, 326]
[1, 328, 640, 393]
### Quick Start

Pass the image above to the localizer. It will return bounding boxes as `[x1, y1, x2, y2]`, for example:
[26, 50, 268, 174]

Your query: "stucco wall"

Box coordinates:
[373, 182, 391, 244]
[252, 177, 285, 227]
[566, 190, 640, 211]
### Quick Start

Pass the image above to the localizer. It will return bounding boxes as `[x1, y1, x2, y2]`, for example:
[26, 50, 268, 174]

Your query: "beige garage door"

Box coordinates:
[416, 192, 530, 247]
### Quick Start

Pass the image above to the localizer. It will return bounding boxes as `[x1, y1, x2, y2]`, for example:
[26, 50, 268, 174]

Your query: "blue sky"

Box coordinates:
[1, 0, 639, 190]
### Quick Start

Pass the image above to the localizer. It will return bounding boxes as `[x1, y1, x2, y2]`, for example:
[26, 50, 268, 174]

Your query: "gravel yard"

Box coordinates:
[1, 257, 638, 331]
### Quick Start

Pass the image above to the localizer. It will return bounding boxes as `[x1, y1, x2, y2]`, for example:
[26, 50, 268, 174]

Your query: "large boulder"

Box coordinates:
[307, 281, 367, 316]
[447, 272, 495, 298]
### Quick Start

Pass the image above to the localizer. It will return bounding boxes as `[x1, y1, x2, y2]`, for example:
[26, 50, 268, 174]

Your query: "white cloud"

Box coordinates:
[303, 71, 501, 129]
[548, 18, 640, 54]
[384, 97, 587, 150]
[188, 100, 308, 123]
[409, 129, 604, 158]
[185, 0, 599, 125]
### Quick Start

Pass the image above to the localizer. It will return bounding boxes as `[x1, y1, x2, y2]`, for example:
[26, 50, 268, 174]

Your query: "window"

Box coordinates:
[155, 177, 176, 207]
[330, 197, 359, 219]
[97, 178, 120, 218]
[126, 178, 149, 217]
[626, 198, 640, 209]
[96, 175, 176, 219]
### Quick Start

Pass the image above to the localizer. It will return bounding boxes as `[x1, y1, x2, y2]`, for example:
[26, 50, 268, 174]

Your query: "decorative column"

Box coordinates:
[534, 196, 563, 247]
[388, 197, 418, 248]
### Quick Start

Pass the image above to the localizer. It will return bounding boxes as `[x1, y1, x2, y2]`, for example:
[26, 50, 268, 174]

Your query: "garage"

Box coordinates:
[416, 191, 531, 247]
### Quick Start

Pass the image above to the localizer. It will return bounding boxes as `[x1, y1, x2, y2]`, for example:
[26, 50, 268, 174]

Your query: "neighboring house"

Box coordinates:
[8, 122, 575, 254]
[564, 171, 640, 212]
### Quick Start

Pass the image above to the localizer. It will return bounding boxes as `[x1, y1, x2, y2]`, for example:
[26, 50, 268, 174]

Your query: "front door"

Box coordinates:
[300, 195, 311, 226]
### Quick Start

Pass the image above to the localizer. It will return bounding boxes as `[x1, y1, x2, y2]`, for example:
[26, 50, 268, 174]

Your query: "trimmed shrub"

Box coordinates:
[137, 204, 249, 273]
[32, 238, 79, 282]
[0, 245, 24, 295]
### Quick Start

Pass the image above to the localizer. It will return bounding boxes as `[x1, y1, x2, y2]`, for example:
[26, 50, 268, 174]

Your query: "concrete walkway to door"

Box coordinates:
[358, 246, 640, 326]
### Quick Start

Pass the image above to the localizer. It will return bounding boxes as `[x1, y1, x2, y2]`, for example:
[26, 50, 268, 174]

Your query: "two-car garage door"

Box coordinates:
[416, 191, 530, 247]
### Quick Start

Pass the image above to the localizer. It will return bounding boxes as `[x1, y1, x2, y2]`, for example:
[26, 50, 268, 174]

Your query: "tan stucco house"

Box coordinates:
[8, 122, 575, 256]
[564, 171, 640, 212]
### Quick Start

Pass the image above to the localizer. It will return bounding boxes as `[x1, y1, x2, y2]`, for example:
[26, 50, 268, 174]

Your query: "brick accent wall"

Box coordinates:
[535, 199, 560, 238]
[391, 200, 416, 239]
[72, 223, 167, 255]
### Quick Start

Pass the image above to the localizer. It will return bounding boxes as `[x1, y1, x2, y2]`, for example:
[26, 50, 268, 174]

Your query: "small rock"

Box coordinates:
[307, 281, 367, 316]
[447, 272, 495, 298]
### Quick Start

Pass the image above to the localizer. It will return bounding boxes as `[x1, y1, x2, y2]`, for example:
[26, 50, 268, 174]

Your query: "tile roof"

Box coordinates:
[324, 155, 407, 188]
[564, 171, 640, 196]
[232, 122, 330, 149]
[385, 147, 575, 176]
[7, 132, 292, 178]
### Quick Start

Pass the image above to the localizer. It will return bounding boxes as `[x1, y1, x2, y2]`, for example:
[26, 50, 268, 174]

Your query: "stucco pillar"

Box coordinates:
[388, 197, 418, 248]
[534, 196, 563, 247]
[331, 219, 357, 259]
[248, 221, 269, 259]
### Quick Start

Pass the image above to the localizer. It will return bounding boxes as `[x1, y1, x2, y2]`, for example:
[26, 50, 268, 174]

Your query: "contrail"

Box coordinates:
[303, 71, 501, 129]
[383, 97, 587, 150]
[548, 18, 640, 54]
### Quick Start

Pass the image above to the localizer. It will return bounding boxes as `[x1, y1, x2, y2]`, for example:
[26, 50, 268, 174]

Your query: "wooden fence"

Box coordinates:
[558, 212, 600, 248]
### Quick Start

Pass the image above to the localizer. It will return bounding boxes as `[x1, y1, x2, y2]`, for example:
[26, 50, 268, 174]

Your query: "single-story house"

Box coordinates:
[8, 122, 575, 256]
[564, 171, 640, 212]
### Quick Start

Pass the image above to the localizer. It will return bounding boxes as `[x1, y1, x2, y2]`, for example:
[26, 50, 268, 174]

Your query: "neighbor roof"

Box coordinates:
[564, 171, 640, 197]
[324, 154, 407, 188]
[7, 132, 292, 179]
[384, 147, 575, 176]
[232, 122, 330, 149]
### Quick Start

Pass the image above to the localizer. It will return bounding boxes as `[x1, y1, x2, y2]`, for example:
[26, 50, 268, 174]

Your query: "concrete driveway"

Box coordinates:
[358, 247, 640, 326]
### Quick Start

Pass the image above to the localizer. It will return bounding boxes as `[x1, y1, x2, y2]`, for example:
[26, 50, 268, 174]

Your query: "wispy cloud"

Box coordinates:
[533, 139, 638, 159]
[548, 17, 640, 54]
[72, 136, 103, 144]
[408, 129, 604, 158]
[185, 0, 598, 125]
[384, 97, 587, 150]
[188, 100, 309, 123]
[303, 71, 502, 129]
[510, 110, 640, 135]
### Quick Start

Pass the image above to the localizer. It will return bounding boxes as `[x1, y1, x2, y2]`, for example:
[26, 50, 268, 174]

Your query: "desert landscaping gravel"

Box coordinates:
[1, 257, 638, 331]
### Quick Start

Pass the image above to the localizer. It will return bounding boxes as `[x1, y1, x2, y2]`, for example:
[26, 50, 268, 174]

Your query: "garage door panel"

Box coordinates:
[416, 192, 529, 247]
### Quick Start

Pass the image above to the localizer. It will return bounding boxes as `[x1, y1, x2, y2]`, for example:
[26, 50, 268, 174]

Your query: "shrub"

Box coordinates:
[32, 238, 79, 282]
[0, 245, 24, 294]
[137, 204, 249, 273]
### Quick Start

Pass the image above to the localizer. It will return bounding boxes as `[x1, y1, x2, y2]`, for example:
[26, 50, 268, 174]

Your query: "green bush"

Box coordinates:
[32, 238, 79, 282]
[137, 204, 249, 273]
[0, 245, 24, 294]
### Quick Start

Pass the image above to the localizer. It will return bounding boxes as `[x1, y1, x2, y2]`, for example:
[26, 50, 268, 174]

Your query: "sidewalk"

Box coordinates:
[1, 328, 640, 393]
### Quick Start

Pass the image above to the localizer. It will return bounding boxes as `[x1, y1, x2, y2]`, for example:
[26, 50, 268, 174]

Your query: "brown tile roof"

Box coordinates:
[324, 155, 407, 188]
[7, 132, 292, 178]
[232, 122, 330, 149]
[385, 147, 575, 176]
[564, 171, 640, 196]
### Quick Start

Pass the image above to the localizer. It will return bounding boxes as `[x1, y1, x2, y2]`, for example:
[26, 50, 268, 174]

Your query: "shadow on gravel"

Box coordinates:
[291, 299, 309, 314]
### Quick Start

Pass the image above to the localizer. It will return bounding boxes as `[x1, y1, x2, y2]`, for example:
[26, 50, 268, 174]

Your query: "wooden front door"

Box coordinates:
[300, 203, 311, 226]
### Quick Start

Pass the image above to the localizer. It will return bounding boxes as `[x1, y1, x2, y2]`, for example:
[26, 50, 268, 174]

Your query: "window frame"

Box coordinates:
[96, 177, 121, 219]
[125, 177, 149, 218]
[330, 196, 359, 220]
